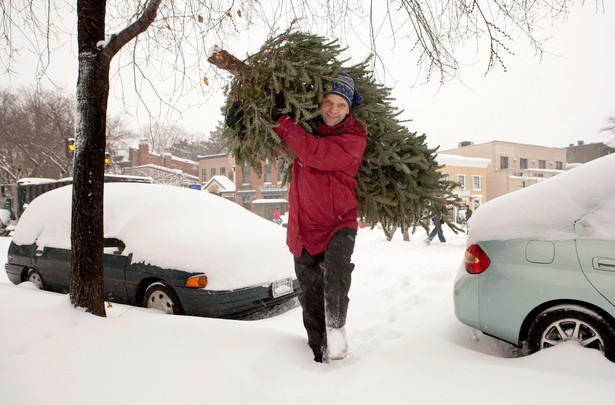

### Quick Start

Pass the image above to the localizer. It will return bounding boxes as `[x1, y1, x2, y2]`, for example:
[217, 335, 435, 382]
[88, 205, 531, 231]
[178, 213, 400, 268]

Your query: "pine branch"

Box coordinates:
[208, 28, 460, 232]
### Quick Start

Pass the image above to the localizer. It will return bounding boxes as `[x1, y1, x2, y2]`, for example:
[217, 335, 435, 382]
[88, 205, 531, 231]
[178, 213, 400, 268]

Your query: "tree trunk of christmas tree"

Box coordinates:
[207, 47, 251, 79]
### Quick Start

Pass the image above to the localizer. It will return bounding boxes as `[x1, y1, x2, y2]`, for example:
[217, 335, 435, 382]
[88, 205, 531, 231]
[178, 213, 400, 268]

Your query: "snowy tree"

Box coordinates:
[168, 126, 226, 160]
[202, 122, 228, 155]
[600, 115, 615, 146]
[0, 88, 75, 183]
[0, 0, 599, 315]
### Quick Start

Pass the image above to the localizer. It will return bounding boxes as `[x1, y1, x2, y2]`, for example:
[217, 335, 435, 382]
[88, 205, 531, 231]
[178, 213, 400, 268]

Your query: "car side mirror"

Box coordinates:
[104, 238, 126, 255]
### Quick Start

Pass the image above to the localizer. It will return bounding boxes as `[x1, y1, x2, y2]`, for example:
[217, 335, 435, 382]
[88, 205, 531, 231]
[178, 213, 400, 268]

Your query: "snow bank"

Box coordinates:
[468, 153, 615, 243]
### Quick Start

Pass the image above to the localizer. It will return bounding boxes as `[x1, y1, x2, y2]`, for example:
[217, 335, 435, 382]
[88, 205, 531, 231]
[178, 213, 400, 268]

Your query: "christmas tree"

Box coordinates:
[209, 28, 460, 239]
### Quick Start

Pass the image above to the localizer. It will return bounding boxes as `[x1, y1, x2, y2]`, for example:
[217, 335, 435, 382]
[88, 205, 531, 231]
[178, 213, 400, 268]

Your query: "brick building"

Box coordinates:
[199, 152, 288, 217]
[123, 140, 199, 186]
[128, 140, 198, 177]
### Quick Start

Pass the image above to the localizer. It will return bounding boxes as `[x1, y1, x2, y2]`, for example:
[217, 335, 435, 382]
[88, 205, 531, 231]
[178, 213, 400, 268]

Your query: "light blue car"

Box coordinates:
[454, 154, 615, 360]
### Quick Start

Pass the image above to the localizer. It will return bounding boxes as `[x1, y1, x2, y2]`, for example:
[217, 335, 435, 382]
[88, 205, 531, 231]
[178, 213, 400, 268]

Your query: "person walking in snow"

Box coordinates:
[424, 214, 446, 245]
[273, 207, 282, 225]
[271, 73, 367, 363]
[464, 206, 473, 234]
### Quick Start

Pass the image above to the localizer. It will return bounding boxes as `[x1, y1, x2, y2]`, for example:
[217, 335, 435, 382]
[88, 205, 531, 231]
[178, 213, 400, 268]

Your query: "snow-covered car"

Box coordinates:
[454, 153, 615, 361]
[5, 183, 299, 318]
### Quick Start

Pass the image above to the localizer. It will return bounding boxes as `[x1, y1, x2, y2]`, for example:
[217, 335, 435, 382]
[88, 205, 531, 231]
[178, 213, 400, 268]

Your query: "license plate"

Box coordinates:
[271, 277, 294, 298]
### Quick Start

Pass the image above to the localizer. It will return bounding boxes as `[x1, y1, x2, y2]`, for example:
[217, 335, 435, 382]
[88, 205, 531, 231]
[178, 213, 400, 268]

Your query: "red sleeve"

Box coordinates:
[273, 116, 366, 174]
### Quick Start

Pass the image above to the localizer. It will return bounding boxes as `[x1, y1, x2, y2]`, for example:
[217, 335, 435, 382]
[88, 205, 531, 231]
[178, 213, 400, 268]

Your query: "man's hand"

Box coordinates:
[271, 92, 286, 121]
[225, 101, 243, 126]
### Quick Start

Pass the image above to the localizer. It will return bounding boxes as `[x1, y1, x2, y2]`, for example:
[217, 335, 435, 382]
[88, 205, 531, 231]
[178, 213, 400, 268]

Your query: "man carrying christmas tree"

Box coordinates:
[271, 73, 367, 362]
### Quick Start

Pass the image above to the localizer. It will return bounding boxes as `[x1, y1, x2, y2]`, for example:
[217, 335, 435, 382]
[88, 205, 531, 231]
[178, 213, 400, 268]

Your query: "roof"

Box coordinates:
[566, 142, 615, 164]
[436, 154, 491, 168]
[203, 175, 236, 193]
[252, 199, 288, 204]
[198, 152, 230, 160]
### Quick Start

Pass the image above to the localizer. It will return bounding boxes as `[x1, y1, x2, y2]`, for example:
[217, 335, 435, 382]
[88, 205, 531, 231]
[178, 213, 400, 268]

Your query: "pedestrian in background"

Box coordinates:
[424, 214, 446, 245]
[273, 207, 282, 225]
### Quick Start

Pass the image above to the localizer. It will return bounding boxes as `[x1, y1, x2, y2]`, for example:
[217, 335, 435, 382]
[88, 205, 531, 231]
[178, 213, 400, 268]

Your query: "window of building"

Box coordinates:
[500, 156, 509, 170]
[457, 174, 466, 190]
[220, 167, 226, 177]
[472, 175, 482, 191]
[210, 168, 216, 178]
[201, 169, 207, 182]
[442, 173, 449, 182]
[242, 165, 251, 185]
[264, 163, 272, 183]
[520, 158, 528, 169]
[539, 160, 546, 169]
[556, 161, 563, 170]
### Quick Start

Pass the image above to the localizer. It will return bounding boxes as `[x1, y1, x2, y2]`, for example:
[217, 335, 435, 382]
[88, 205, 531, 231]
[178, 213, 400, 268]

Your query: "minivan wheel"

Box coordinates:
[26, 268, 44, 290]
[527, 306, 615, 361]
[143, 283, 183, 315]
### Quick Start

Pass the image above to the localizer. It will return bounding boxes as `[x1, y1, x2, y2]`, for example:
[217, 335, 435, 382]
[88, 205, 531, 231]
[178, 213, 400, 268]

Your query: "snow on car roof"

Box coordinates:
[468, 153, 615, 243]
[12, 183, 295, 290]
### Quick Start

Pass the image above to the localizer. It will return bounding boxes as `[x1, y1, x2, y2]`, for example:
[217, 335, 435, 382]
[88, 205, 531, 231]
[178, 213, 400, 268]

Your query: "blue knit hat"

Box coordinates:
[330, 72, 363, 108]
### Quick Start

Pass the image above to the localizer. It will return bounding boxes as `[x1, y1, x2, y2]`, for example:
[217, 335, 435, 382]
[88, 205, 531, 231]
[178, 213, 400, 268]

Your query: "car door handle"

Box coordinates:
[593, 257, 615, 272]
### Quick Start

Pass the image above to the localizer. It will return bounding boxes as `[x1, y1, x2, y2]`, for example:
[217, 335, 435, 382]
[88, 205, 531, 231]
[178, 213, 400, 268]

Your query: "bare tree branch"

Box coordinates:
[101, 0, 163, 63]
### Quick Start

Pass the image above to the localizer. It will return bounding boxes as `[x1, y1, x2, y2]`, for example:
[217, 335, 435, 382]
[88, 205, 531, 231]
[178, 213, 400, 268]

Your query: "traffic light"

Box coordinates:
[104, 152, 111, 167]
[66, 138, 75, 158]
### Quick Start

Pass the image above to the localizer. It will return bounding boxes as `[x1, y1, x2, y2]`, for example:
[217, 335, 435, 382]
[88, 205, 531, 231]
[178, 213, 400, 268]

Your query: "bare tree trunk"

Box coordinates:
[69, 0, 162, 317]
[70, 0, 109, 317]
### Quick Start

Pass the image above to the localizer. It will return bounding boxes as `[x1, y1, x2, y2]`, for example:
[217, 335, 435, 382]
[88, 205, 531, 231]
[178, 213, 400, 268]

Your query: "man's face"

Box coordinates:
[320, 93, 350, 126]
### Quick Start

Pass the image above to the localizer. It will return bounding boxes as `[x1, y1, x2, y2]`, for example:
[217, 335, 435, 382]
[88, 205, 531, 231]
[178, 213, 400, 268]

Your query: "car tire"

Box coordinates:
[143, 282, 183, 315]
[527, 305, 615, 361]
[26, 268, 45, 290]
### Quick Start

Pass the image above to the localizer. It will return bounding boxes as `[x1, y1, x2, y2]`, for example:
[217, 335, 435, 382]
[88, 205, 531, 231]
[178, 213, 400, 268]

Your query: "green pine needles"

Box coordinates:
[220, 28, 459, 233]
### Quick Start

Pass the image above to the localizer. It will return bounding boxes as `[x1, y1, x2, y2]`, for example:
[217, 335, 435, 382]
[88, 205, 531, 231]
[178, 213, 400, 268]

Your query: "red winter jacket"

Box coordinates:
[274, 114, 367, 257]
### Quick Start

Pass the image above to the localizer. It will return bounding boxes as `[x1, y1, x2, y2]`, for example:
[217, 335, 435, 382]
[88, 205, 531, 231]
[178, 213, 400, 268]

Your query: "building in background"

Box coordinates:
[566, 140, 615, 165]
[436, 154, 490, 216]
[198, 152, 288, 219]
[441, 141, 567, 201]
[118, 140, 199, 187]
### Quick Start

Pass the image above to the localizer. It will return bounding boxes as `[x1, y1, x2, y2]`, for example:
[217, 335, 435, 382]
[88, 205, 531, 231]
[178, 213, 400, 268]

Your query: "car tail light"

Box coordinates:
[464, 244, 491, 274]
[185, 275, 208, 288]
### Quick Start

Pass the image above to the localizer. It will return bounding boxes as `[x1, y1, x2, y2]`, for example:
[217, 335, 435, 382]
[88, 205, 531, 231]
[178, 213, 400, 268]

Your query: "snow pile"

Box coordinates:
[2, 228, 615, 405]
[469, 153, 615, 243]
[0, 209, 10, 226]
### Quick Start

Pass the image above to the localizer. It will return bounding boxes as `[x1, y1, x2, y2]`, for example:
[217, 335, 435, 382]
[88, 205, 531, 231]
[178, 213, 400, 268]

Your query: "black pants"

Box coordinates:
[294, 228, 356, 361]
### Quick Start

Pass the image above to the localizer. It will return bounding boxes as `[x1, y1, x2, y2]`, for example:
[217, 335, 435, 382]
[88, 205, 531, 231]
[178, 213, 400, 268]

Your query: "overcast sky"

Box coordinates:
[398, 5, 615, 151]
[2, 3, 613, 152]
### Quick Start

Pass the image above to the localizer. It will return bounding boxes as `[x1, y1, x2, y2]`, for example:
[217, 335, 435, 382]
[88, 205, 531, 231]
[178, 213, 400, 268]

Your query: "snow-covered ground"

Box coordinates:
[1, 225, 614, 405]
